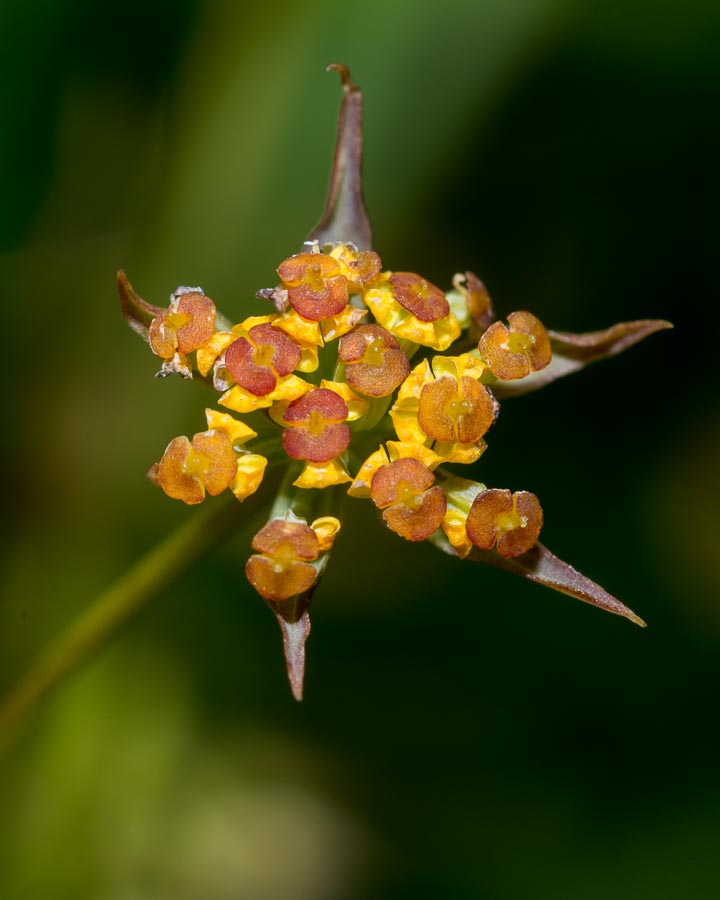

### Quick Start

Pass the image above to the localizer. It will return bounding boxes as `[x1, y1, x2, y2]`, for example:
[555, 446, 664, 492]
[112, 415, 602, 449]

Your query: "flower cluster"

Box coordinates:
[141, 241, 552, 579]
[120, 65, 669, 697]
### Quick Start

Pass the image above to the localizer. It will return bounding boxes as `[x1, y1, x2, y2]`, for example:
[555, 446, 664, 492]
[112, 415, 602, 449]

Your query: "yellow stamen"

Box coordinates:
[507, 333, 534, 355]
[303, 265, 326, 292]
[182, 451, 210, 479]
[164, 311, 191, 330]
[307, 410, 327, 437]
[253, 343, 275, 367]
[362, 337, 386, 367]
[495, 510, 524, 533]
[446, 397, 473, 420]
[397, 481, 421, 509]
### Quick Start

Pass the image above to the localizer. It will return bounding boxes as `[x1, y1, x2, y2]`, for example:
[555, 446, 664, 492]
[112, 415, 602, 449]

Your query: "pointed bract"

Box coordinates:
[431, 530, 645, 626]
[265, 593, 312, 701]
[118, 270, 164, 340]
[309, 64, 373, 250]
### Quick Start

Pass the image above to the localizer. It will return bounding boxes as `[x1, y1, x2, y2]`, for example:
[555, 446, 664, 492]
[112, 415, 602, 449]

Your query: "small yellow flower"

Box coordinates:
[348, 441, 443, 498]
[364, 272, 461, 351]
[478, 311, 551, 380]
[390, 353, 498, 463]
[149, 287, 216, 378]
[152, 408, 264, 505]
[337, 324, 409, 398]
[465, 488, 544, 558]
[246, 515, 341, 602]
[437, 474, 486, 559]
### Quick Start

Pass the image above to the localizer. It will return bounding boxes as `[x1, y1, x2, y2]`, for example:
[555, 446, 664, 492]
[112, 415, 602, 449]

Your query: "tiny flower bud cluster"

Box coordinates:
[136, 240, 552, 603]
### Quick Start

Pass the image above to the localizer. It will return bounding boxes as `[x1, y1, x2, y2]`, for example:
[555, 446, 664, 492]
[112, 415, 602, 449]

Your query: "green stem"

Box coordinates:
[0, 494, 247, 749]
[268, 463, 336, 524]
[269, 463, 304, 519]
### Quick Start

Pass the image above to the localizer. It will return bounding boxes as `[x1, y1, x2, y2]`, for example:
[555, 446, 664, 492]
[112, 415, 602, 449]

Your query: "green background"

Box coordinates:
[1, 1, 719, 898]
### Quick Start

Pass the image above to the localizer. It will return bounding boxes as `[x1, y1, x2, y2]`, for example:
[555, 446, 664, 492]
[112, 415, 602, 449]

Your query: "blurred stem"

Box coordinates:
[0, 494, 245, 750]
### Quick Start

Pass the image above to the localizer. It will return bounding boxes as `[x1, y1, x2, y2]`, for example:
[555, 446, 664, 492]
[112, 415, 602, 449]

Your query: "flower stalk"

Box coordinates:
[0, 494, 247, 748]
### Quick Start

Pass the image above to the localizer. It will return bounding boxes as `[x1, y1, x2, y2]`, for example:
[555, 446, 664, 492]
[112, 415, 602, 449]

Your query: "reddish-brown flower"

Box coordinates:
[156, 431, 237, 505]
[330, 244, 383, 288]
[465, 488, 543, 557]
[478, 311, 551, 380]
[246, 519, 321, 601]
[454, 271, 495, 333]
[370, 457, 447, 541]
[338, 324, 410, 397]
[277, 252, 348, 321]
[224, 323, 302, 396]
[389, 272, 449, 323]
[417, 375, 497, 444]
[149, 290, 216, 359]
[281, 387, 351, 463]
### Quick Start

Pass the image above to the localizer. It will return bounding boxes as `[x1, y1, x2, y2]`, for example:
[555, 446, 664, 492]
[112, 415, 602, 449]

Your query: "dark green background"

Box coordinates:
[1, 1, 719, 898]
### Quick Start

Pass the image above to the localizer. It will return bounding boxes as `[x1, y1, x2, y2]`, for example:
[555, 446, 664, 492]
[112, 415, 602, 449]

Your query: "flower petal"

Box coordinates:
[310, 516, 342, 552]
[230, 454, 267, 501]
[156, 436, 205, 504]
[347, 446, 391, 497]
[252, 519, 319, 560]
[389, 272, 449, 322]
[381, 487, 447, 542]
[319, 379, 368, 421]
[365, 284, 460, 351]
[196, 332, 236, 377]
[385, 440, 443, 470]
[220, 374, 310, 414]
[370, 457, 435, 509]
[246, 556, 318, 602]
[273, 309, 324, 346]
[190, 432, 237, 496]
[204, 408, 257, 446]
[294, 459, 352, 489]
[283, 422, 351, 463]
[320, 305, 367, 342]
